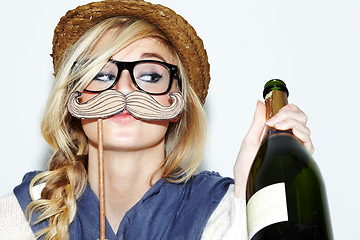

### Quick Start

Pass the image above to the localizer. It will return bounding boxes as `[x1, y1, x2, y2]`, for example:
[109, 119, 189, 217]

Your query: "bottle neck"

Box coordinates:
[265, 90, 288, 121]
[264, 90, 291, 138]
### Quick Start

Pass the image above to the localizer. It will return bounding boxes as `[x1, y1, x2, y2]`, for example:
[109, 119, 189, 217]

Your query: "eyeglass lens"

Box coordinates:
[85, 61, 171, 94]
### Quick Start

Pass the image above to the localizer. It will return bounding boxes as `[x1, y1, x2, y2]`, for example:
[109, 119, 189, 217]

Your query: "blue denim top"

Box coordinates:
[14, 171, 233, 240]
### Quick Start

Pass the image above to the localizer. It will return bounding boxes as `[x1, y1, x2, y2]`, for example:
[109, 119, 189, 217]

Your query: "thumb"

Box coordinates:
[245, 100, 267, 146]
[234, 101, 266, 198]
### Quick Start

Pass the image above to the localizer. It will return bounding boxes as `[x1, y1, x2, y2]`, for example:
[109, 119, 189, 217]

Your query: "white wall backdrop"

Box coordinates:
[1, 1, 359, 239]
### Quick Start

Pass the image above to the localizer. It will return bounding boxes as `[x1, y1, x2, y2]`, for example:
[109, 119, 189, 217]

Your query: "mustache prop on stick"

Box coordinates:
[67, 89, 185, 120]
[66, 89, 185, 240]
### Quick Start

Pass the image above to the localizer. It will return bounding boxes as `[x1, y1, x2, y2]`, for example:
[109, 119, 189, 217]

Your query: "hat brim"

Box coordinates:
[52, 0, 210, 104]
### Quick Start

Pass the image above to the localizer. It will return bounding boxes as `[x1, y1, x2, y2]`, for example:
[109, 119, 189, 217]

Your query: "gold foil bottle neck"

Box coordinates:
[265, 90, 288, 121]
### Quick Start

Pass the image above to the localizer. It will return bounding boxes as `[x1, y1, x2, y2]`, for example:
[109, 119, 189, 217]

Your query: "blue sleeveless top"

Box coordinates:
[14, 171, 234, 240]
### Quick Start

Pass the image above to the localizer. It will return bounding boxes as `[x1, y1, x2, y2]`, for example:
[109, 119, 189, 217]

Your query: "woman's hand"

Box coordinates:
[233, 101, 314, 199]
[266, 104, 314, 154]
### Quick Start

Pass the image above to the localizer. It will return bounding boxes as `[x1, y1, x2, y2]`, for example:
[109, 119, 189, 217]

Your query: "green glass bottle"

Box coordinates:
[246, 79, 333, 240]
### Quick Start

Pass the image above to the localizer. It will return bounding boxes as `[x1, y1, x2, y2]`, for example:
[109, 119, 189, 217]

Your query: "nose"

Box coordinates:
[113, 70, 137, 94]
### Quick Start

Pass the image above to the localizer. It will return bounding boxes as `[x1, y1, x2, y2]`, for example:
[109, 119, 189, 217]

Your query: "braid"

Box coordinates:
[28, 110, 88, 239]
[27, 153, 87, 240]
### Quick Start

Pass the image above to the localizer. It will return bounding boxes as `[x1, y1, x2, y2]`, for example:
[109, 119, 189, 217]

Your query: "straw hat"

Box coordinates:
[52, 0, 210, 104]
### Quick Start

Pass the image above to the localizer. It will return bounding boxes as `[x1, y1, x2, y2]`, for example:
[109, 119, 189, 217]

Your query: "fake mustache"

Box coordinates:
[67, 89, 185, 121]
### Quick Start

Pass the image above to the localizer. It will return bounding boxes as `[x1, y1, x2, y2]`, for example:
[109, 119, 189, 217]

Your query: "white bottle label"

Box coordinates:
[247, 182, 288, 240]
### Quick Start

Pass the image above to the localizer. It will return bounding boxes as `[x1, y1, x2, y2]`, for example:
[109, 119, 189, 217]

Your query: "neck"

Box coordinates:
[87, 141, 165, 232]
[87, 143, 164, 196]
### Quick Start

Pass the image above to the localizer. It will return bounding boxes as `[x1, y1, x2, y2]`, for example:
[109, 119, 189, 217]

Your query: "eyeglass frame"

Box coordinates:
[82, 59, 179, 95]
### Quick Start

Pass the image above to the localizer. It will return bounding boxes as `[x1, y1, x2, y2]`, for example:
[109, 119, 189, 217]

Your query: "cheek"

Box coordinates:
[80, 92, 98, 103]
[153, 82, 180, 106]
[154, 96, 173, 106]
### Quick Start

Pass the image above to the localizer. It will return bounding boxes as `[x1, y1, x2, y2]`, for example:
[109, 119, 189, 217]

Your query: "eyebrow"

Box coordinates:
[141, 52, 167, 62]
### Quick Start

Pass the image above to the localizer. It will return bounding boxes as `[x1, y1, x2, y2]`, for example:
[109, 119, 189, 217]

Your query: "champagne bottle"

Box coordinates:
[246, 79, 333, 240]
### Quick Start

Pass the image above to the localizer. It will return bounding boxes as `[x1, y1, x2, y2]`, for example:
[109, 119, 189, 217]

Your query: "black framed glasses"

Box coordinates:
[83, 59, 179, 95]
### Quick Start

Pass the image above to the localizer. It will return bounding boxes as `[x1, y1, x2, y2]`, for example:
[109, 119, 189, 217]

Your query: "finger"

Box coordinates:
[242, 101, 267, 147]
[280, 104, 307, 118]
[234, 101, 266, 198]
[265, 101, 314, 152]
[270, 118, 311, 136]
[268, 115, 314, 154]
[267, 104, 308, 126]
[292, 127, 315, 154]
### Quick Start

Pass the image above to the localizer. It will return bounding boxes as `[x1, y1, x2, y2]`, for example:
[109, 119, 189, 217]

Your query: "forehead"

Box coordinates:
[93, 30, 177, 65]
[111, 37, 177, 64]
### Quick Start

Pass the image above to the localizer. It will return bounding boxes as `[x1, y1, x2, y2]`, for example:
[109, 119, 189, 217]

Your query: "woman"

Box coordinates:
[0, 1, 313, 239]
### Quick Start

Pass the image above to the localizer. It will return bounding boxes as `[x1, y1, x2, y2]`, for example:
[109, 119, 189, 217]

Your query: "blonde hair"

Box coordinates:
[27, 17, 207, 239]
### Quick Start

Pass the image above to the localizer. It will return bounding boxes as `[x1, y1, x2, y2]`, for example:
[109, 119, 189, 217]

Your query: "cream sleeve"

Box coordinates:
[0, 193, 36, 240]
[201, 184, 248, 240]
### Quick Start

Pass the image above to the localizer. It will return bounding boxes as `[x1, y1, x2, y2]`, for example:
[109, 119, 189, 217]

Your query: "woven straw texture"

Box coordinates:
[52, 0, 210, 104]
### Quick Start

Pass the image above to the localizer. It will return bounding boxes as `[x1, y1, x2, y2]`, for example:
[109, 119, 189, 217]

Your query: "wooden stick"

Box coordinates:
[97, 119, 107, 240]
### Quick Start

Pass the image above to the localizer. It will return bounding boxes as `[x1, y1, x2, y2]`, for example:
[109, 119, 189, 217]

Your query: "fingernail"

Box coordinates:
[266, 118, 274, 126]
[273, 120, 285, 128]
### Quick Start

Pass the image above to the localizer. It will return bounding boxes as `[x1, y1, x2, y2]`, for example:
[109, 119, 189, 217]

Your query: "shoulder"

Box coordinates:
[13, 171, 41, 192]
[13, 171, 43, 212]
[187, 171, 234, 194]
[191, 171, 231, 181]
[161, 170, 234, 212]
[0, 193, 36, 239]
[172, 171, 234, 217]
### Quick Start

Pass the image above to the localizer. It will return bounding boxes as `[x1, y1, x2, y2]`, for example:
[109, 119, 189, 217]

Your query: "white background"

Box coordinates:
[1, 1, 358, 239]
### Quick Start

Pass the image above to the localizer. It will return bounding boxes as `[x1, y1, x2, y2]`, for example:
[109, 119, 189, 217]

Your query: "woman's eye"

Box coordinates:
[137, 72, 162, 83]
[93, 73, 116, 82]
